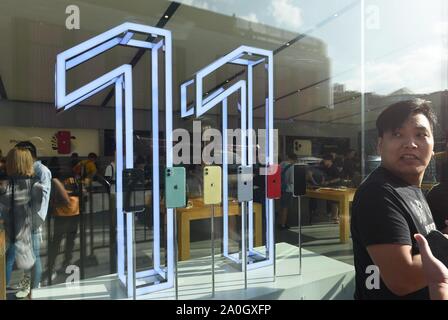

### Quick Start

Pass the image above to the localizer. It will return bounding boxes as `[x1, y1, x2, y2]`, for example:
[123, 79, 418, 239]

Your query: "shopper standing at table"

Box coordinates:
[342, 149, 358, 180]
[278, 152, 296, 230]
[351, 99, 441, 300]
[318, 154, 342, 223]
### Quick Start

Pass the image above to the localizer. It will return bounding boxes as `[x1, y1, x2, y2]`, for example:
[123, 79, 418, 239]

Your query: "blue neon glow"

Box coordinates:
[126, 211, 133, 297]
[222, 98, 228, 256]
[179, 46, 275, 270]
[248, 65, 254, 251]
[180, 79, 195, 117]
[115, 77, 125, 283]
[151, 41, 162, 273]
[268, 52, 275, 264]
[55, 22, 174, 297]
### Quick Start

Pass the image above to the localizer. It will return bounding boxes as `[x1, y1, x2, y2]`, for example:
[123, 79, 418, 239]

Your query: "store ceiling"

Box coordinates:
[0, 0, 429, 127]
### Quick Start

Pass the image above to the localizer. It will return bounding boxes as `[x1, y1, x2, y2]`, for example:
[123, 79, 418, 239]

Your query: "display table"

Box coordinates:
[305, 188, 356, 243]
[176, 199, 262, 261]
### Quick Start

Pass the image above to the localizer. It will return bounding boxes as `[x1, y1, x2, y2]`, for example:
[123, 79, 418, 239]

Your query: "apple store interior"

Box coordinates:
[0, 0, 447, 300]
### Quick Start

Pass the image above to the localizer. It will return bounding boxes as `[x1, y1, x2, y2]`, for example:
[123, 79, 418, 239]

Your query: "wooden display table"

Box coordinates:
[176, 199, 262, 261]
[305, 188, 356, 243]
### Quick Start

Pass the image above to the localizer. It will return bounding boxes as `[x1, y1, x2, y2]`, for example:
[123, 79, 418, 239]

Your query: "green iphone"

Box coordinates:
[165, 167, 186, 208]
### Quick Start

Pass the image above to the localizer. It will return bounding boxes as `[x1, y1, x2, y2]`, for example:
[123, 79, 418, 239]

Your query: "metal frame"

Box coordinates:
[55, 22, 174, 297]
[180, 46, 275, 270]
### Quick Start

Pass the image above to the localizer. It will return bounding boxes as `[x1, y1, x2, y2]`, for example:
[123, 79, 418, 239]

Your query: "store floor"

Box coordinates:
[5, 210, 354, 299]
[277, 221, 354, 266]
[30, 242, 354, 300]
[190, 220, 354, 266]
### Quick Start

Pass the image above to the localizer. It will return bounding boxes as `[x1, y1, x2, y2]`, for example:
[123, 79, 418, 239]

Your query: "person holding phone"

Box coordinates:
[279, 153, 296, 230]
[351, 99, 439, 300]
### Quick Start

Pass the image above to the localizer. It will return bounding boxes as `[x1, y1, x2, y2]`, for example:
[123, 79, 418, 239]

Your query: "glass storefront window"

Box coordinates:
[0, 0, 446, 300]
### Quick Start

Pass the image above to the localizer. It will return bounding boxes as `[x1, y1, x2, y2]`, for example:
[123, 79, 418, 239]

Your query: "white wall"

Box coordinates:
[0, 125, 99, 157]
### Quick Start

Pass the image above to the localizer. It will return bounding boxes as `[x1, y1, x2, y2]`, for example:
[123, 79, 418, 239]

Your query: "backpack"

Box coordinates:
[281, 163, 293, 193]
[49, 178, 80, 217]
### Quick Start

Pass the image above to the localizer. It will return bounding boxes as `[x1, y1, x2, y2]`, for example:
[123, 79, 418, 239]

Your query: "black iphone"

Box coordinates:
[425, 230, 448, 267]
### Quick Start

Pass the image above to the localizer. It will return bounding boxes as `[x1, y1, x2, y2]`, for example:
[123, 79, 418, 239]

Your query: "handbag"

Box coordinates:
[14, 238, 35, 270]
[51, 178, 80, 217]
[54, 196, 80, 216]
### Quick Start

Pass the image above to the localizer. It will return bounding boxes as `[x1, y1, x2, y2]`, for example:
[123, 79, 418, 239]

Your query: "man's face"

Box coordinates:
[377, 113, 434, 184]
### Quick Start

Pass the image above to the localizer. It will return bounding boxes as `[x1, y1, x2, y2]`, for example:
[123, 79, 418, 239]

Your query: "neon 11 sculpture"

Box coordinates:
[180, 46, 275, 270]
[56, 23, 275, 296]
[55, 22, 174, 297]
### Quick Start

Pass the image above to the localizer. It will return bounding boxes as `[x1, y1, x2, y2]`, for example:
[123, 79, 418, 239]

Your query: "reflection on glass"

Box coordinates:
[0, 0, 446, 300]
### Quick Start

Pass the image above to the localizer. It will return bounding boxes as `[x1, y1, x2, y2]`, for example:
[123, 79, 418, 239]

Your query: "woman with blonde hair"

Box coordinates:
[0, 147, 43, 299]
[5, 147, 35, 176]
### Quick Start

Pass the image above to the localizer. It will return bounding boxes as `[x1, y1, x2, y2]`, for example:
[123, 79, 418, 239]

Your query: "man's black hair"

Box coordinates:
[15, 141, 37, 159]
[322, 154, 334, 161]
[376, 99, 437, 137]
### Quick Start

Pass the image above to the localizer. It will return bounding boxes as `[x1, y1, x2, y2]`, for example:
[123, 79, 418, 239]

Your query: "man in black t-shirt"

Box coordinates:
[319, 154, 341, 222]
[319, 154, 341, 186]
[342, 149, 359, 180]
[351, 99, 442, 300]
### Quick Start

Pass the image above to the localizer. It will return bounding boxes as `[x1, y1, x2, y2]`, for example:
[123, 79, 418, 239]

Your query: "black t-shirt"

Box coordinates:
[351, 167, 436, 300]
[342, 158, 356, 179]
[319, 162, 340, 180]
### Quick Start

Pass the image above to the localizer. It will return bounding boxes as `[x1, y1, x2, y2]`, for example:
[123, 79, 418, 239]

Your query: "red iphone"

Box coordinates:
[57, 131, 71, 154]
[266, 164, 281, 199]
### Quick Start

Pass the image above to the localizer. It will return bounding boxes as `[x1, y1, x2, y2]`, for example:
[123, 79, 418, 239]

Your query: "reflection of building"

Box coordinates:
[333, 83, 346, 93]
[362, 89, 447, 153]
[0, 0, 334, 156]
